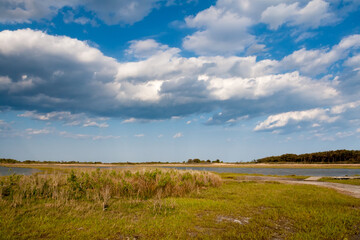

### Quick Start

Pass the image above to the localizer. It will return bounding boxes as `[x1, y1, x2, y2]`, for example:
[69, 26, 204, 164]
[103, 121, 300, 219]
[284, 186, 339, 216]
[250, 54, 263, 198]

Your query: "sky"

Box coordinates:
[0, 0, 360, 163]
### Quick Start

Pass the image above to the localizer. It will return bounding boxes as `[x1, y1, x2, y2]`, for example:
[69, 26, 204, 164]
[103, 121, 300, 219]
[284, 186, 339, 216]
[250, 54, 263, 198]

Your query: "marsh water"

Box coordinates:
[0, 166, 40, 176]
[1, 165, 360, 177]
[164, 166, 360, 177]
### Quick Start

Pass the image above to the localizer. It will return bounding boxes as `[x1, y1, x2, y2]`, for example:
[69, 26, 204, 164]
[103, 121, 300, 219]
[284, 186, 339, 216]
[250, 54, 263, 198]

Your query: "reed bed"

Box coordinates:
[0, 168, 222, 207]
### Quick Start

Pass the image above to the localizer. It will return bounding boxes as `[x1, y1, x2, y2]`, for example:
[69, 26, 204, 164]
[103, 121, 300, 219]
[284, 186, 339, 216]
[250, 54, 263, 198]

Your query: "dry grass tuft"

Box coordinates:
[0, 168, 221, 207]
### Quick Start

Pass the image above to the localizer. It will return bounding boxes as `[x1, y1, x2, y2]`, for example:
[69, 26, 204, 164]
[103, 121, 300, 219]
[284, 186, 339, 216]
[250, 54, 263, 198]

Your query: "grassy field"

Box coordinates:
[320, 177, 360, 186]
[218, 172, 308, 180]
[1, 168, 360, 239]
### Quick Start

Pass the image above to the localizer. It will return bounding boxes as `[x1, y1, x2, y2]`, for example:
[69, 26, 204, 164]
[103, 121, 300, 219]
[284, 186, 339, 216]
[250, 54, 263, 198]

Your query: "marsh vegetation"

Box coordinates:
[0, 168, 221, 208]
[0, 168, 360, 239]
[320, 177, 360, 186]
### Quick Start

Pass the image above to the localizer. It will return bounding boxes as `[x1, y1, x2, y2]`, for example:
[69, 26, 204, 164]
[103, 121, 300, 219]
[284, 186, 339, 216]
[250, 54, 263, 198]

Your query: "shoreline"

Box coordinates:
[1, 162, 360, 169]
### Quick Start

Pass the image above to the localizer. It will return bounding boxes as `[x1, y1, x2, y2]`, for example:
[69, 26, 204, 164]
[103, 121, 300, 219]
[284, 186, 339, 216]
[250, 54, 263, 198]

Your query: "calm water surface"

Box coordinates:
[1, 165, 359, 177]
[0, 166, 40, 176]
[164, 166, 360, 177]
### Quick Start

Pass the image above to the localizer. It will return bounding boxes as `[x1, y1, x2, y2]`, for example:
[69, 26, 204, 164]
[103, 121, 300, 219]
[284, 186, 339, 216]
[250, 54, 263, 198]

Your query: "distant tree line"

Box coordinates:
[0, 159, 181, 165]
[255, 150, 360, 163]
[0, 158, 102, 164]
[186, 158, 223, 164]
[112, 161, 173, 165]
[0, 158, 19, 164]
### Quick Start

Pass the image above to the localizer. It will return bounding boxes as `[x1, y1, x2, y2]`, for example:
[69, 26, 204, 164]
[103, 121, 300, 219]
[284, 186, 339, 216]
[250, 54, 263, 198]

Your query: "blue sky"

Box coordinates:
[0, 0, 360, 162]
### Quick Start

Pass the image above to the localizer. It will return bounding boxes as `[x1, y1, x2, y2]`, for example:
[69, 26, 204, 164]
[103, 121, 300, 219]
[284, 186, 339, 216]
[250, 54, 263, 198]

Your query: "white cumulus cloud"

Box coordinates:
[182, 0, 357, 55]
[254, 108, 338, 131]
[0, 29, 358, 129]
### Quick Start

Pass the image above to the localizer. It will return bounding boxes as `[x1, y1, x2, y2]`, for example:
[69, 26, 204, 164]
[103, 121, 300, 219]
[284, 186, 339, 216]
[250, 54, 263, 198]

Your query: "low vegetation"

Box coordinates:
[0, 168, 222, 208]
[0, 158, 103, 164]
[218, 172, 308, 180]
[256, 149, 360, 163]
[319, 177, 360, 186]
[1, 171, 359, 239]
[0, 157, 225, 165]
[186, 158, 223, 164]
[1, 166, 360, 239]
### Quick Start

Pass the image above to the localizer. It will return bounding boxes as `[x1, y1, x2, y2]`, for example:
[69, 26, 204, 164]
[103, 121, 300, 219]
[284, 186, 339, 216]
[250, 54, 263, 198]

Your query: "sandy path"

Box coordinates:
[236, 176, 360, 199]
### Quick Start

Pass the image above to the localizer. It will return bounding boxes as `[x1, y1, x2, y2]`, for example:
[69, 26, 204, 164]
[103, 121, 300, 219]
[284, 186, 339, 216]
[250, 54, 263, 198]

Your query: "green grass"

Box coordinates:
[319, 177, 360, 186]
[218, 172, 308, 180]
[1, 172, 360, 239]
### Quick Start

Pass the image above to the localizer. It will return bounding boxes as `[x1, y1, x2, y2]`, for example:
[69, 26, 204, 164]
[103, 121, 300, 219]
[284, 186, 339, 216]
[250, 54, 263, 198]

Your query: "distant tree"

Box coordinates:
[255, 150, 360, 163]
[193, 158, 201, 163]
[0, 158, 20, 164]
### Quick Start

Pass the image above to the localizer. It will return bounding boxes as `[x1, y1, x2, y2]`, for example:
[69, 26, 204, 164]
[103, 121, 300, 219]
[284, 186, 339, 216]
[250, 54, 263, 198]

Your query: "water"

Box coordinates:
[0, 166, 40, 176]
[1, 165, 359, 177]
[164, 166, 360, 177]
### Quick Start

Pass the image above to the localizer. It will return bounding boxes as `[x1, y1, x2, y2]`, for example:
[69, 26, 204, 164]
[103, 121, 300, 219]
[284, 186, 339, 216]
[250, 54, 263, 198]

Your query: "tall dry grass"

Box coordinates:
[0, 168, 221, 207]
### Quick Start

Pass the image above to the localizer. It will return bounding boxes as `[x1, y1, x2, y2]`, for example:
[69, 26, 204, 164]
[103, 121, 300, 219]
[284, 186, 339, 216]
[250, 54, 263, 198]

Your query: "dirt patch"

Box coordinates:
[216, 216, 250, 225]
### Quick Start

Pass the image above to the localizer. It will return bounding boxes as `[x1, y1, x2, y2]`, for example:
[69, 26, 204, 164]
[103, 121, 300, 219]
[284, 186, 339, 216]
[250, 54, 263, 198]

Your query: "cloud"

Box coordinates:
[255, 100, 360, 133]
[182, 0, 358, 55]
[278, 34, 360, 76]
[0, 29, 119, 115]
[0, 29, 359, 130]
[205, 113, 250, 126]
[0, 0, 162, 25]
[0, 0, 72, 24]
[134, 134, 145, 137]
[254, 108, 338, 131]
[335, 131, 354, 138]
[122, 118, 137, 123]
[62, 10, 96, 26]
[0, 119, 11, 131]
[173, 132, 183, 138]
[0, 118, 117, 140]
[58, 131, 120, 140]
[260, 0, 336, 30]
[1, 125, 53, 138]
[81, 0, 161, 25]
[91, 135, 121, 140]
[330, 100, 360, 114]
[126, 39, 173, 59]
[183, 6, 255, 55]
[18, 111, 109, 128]
[344, 54, 360, 69]
[25, 128, 52, 135]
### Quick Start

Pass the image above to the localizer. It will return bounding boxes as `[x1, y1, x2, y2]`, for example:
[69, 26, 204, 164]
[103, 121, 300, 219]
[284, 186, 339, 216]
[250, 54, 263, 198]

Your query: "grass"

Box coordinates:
[0, 168, 221, 208]
[218, 172, 308, 180]
[0, 169, 360, 239]
[319, 177, 360, 186]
